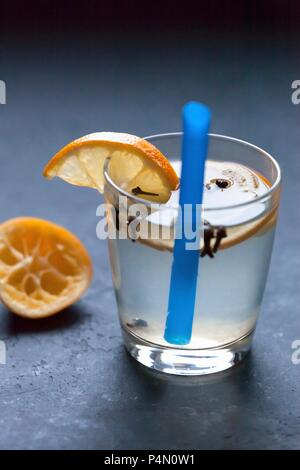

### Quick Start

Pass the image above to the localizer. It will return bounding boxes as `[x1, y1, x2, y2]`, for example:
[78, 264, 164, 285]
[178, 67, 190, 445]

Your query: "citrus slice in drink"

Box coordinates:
[138, 160, 277, 253]
[0, 217, 92, 318]
[43, 132, 179, 203]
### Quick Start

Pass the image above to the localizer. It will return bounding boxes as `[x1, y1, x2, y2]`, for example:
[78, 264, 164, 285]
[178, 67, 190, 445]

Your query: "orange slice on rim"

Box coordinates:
[43, 132, 179, 203]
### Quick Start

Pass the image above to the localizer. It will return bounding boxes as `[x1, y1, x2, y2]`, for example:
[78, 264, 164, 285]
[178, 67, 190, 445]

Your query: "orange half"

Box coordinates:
[0, 217, 93, 318]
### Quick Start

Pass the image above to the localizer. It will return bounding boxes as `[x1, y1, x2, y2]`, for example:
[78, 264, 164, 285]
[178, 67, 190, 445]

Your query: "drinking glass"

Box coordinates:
[103, 133, 281, 375]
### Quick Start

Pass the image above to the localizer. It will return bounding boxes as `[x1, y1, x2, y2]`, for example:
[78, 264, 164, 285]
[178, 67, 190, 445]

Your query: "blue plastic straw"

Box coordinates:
[164, 102, 211, 345]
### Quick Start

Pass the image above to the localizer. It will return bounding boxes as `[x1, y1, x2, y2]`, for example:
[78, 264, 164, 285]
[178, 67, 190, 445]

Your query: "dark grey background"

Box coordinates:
[0, 1, 300, 449]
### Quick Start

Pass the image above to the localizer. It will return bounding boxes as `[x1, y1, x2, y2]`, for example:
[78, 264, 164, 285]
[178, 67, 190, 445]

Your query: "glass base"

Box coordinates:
[122, 328, 254, 376]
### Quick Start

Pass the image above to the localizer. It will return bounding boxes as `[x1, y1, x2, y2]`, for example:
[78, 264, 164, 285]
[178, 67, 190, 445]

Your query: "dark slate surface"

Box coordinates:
[0, 30, 299, 450]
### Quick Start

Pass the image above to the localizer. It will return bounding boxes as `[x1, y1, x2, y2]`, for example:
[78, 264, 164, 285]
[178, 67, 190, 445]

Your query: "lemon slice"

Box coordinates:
[136, 160, 277, 253]
[43, 132, 179, 203]
[0, 218, 92, 318]
[137, 205, 278, 253]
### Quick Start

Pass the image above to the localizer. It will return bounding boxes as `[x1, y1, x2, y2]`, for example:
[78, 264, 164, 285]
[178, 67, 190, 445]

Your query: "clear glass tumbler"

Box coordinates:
[103, 133, 281, 375]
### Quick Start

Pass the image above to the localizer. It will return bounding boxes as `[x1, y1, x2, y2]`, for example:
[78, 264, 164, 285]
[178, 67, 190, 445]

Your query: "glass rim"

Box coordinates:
[103, 132, 281, 212]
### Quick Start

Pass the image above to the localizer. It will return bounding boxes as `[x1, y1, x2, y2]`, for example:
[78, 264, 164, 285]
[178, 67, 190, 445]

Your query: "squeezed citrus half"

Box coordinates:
[0, 217, 92, 318]
[43, 132, 179, 203]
